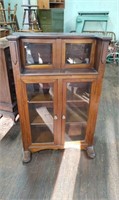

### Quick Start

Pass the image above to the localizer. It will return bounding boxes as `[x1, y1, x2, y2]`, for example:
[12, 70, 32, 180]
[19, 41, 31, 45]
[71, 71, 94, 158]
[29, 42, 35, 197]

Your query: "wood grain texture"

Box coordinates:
[7, 34, 111, 157]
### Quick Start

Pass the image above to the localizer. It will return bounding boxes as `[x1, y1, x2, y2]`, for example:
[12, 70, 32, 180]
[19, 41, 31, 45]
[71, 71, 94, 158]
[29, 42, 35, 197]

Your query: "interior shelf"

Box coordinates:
[28, 93, 53, 103]
[30, 112, 53, 125]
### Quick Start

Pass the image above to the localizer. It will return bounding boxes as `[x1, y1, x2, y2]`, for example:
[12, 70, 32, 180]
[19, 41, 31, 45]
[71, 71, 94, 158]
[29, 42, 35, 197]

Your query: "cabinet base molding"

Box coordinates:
[23, 142, 93, 163]
[29, 144, 64, 153]
[29, 142, 88, 153]
[26, 141, 89, 158]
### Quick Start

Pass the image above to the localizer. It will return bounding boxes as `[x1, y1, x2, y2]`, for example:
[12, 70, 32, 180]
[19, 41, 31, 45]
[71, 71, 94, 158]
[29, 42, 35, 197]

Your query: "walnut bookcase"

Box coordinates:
[7, 33, 110, 163]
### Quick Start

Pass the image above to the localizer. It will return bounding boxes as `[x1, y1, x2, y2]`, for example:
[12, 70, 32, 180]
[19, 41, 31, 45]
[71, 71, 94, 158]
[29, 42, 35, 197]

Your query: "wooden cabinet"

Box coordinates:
[7, 33, 110, 162]
[37, 0, 64, 9]
[37, 0, 49, 9]
[49, 0, 64, 8]
[37, 0, 64, 32]
[37, 9, 64, 32]
[0, 37, 18, 120]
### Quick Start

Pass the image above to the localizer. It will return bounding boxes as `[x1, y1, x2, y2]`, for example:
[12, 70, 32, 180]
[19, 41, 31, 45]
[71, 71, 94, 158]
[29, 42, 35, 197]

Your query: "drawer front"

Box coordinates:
[52, 21, 64, 32]
[41, 25, 52, 32]
[38, 10, 52, 25]
[52, 9, 64, 20]
[52, 9, 64, 32]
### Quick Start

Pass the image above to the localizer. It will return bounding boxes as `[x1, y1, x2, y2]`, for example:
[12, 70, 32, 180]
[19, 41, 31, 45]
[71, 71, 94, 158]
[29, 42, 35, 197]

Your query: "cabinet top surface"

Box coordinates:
[7, 32, 111, 41]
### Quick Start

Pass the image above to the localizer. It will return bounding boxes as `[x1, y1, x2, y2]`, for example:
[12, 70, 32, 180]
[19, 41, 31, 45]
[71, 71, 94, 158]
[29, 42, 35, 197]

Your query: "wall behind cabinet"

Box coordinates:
[4, 0, 24, 28]
[64, 0, 119, 40]
[5, 0, 119, 40]
[4, 0, 37, 29]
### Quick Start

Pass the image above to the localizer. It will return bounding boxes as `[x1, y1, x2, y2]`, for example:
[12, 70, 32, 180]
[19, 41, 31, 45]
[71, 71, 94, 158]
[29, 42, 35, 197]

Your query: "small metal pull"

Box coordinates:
[54, 115, 58, 120]
[62, 115, 66, 120]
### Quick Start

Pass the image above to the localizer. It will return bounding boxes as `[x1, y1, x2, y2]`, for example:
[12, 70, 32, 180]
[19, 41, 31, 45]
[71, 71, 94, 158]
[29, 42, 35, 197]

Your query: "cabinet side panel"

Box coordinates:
[9, 41, 31, 150]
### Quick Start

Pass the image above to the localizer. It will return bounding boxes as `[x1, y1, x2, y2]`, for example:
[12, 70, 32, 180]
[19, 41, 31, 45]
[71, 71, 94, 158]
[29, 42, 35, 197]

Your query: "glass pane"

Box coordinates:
[26, 83, 54, 143]
[66, 43, 92, 64]
[24, 43, 52, 65]
[65, 82, 91, 141]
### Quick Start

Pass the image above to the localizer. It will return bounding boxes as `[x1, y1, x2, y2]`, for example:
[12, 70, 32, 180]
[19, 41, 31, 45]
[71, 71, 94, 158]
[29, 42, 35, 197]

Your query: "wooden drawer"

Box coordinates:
[38, 10, 52, 25]
[37, 0, 49, 9]
[41, 25, 52, 32]
[38, 9, 64, 32]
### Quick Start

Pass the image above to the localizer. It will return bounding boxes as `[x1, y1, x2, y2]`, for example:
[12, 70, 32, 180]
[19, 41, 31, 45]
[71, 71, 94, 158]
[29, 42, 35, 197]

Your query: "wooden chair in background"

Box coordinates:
[0, 2, 18, 32]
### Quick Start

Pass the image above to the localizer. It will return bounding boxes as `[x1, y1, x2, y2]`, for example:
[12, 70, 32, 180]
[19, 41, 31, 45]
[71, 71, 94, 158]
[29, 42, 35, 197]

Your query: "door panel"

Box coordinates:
[26, 81, 58, 144]
[61, 39, 96, 68]
[20, 39, 57, 69]
[62, 80, 92, 142]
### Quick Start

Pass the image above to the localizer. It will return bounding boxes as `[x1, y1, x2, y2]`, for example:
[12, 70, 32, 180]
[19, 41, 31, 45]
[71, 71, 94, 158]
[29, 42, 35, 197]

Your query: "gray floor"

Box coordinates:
[0, 64, 119, 200]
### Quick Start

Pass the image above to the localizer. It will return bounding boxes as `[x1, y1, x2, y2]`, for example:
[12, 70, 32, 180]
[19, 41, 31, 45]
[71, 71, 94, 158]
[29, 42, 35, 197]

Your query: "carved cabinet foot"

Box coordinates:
[22, 151, 32, 163]
[86, 146, 96, 159]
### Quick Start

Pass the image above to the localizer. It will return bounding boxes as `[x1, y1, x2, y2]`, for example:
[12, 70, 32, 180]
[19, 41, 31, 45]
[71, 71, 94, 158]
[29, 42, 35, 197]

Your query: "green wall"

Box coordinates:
[64, 0, 119, 40]
[5, 0, 23, 28]
[4, 0, 37, 29]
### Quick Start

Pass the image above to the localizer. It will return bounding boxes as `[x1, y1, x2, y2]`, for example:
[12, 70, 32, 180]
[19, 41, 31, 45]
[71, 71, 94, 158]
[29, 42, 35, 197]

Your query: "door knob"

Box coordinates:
[62, 115, 66, 120]
[54, 115, 58, 120]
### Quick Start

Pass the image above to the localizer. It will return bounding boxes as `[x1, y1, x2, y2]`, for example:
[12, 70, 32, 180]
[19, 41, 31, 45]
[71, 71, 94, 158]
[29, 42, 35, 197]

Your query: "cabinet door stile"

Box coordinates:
[61, 39, 66, 68]
[20, 40, 26, 70]
[85, 80, 99, 145]
[56, 78, 63, 145]
[61, 80, 67, 145]
[56, 38, 62, 68]
[20, 80, 32, 150]
[53, 79, 60, 144]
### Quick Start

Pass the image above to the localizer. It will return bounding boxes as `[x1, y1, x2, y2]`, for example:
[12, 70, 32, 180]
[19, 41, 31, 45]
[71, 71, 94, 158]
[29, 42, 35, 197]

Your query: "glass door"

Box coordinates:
[61, 39, 96, 69]
[20, 39, 57, 69]
[26, 80, 58, 144]
[62, 80, 92, 143]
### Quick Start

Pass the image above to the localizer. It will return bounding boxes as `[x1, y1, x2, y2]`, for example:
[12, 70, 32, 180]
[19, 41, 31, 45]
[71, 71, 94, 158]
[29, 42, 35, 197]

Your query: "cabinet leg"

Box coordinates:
[22, 150, 32, 163]
[86, 146, 96, 159]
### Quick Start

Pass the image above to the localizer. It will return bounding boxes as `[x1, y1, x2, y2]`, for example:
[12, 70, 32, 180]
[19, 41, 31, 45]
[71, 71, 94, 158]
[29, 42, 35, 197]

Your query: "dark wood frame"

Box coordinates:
[7, 33, 110, 163]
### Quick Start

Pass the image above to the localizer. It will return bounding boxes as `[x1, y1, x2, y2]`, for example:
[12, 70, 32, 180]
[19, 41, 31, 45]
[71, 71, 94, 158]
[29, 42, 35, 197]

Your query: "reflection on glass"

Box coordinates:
[24, 43, 52, 65]
[66, 43, 91, 64]
[65, 82, 91, 141]
[26, 83, 54, 143]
